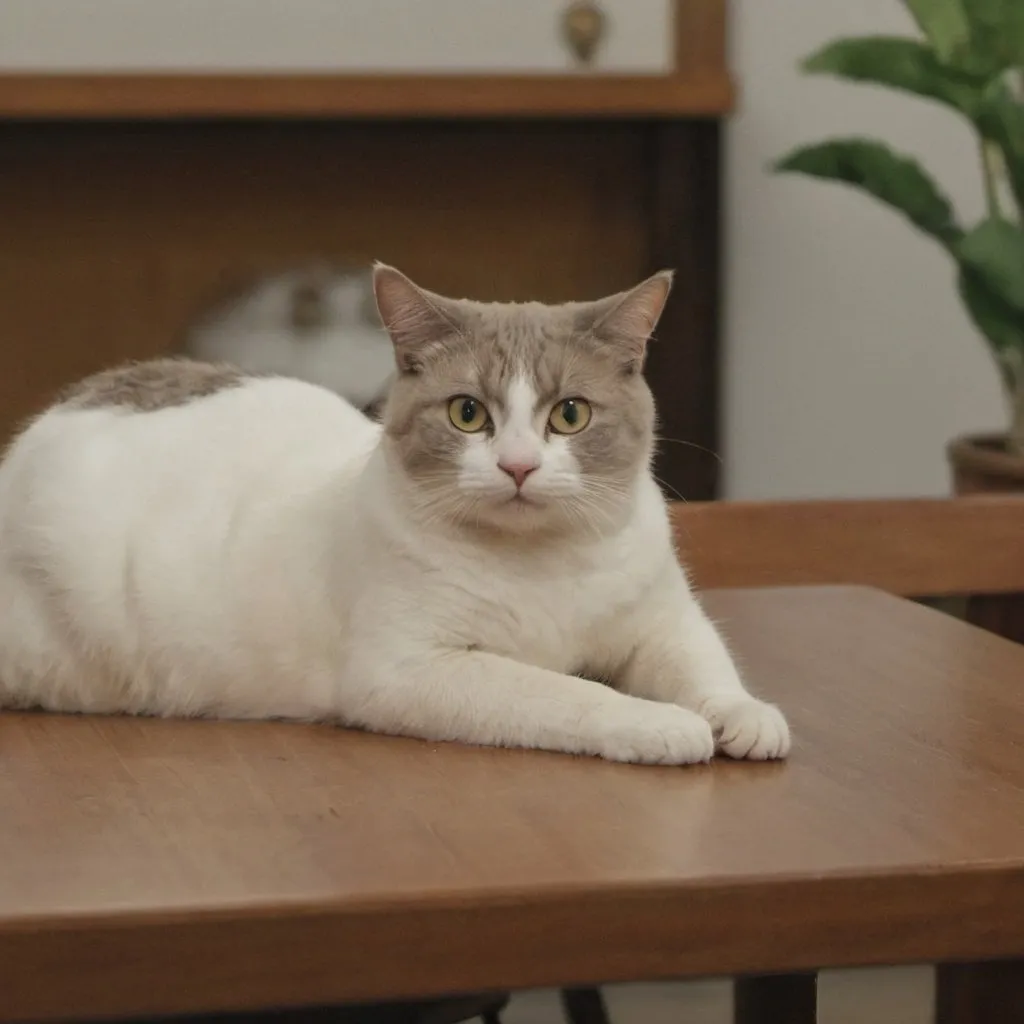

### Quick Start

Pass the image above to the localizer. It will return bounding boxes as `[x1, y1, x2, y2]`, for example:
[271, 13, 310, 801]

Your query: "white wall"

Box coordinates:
[0, 0, 672, 73]
[723, 0, 1005, 499]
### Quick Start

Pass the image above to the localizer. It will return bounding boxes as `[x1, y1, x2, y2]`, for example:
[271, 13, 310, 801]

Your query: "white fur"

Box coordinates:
[0, 379, 789, 764]
[187, 271, 394, 410]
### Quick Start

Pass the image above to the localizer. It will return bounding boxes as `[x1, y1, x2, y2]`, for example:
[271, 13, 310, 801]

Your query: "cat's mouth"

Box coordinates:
[507, 491, 539, 506]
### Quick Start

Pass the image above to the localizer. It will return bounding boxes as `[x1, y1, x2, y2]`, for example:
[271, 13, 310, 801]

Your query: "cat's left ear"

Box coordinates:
[580, 270, 674, 371]
[373, 263, 465, 373]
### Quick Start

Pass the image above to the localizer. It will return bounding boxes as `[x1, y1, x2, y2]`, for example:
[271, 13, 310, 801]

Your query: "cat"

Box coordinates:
[186, 264, 394, 414]
[0, 264, 789, 764]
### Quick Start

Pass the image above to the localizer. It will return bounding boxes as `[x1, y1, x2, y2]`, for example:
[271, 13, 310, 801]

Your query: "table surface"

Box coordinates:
[2, 586, 1024, 1022]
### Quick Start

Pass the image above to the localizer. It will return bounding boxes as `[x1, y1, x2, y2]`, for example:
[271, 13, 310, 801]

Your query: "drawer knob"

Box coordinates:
[561, 1, 607, 65]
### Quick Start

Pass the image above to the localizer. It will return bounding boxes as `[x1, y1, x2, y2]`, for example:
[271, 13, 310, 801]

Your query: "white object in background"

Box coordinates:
[186, 266, 394, 414]
[0, 0, 672, 74]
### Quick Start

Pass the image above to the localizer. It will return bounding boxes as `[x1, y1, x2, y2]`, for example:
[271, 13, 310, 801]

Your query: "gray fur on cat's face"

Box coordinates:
[374, 264, 672, 537]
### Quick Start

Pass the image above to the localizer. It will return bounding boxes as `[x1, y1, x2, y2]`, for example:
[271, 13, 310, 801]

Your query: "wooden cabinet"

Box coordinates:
[0, 0, 729, 499]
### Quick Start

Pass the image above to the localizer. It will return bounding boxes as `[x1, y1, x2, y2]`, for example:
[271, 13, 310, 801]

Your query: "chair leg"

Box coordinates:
[734, 972, 817, 1024]
[935, 960, 1024, 1024]
[965, 594, 1024, 645]
[559, 987, 612, 1024]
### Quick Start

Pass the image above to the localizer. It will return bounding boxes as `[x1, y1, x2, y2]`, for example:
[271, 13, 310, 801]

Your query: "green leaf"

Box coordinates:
[958, 268, 1024, 376]
[902, 0, 1024, 73]
[975, 81, 1024, 215]
[803, 36, 985, 113]
[956, 218, 1024, 312]
[963, 0, 1024, 70]
[901, 0, 974, 67]
[774, 139, 962, 246]
[799, 36, 1024, 219]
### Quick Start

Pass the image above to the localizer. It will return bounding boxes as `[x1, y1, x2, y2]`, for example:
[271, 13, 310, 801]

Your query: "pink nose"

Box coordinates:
[498, 461, 538, 488]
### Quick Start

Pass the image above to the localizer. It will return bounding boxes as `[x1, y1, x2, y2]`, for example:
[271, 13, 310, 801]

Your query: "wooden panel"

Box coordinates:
[0, 120, 651, 438]
[674, 0, 728, 79]
[2, 589, 1024, 1019]
[646, 120, 722, 500]
[0, 72, 733, 119]
[671, 498, 1024, 597]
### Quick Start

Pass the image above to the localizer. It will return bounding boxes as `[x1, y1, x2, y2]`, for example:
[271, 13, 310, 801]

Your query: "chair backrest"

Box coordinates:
[670, 496, 1024, 598]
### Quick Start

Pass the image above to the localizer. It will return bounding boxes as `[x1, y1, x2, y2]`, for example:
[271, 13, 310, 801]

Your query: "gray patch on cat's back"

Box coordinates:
[60, 359, 249, 413]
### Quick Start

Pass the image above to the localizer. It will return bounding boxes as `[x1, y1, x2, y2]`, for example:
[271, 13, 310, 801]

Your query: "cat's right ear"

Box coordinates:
[373, 263, 463, 373]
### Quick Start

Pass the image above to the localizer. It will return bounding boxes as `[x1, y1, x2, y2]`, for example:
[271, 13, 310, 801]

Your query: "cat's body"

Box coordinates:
[186, 265, 394, 412]
[0, 267, 789, 764]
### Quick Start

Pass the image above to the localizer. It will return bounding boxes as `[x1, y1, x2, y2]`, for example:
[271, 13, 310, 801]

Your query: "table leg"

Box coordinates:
[935, 960, 1024, 1024]
[559, 986, 612, 1024]
[734, 973, 817, 1024]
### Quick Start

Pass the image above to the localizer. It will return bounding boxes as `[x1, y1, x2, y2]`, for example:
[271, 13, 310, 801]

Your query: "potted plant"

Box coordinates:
[775, 0, 1024, 493]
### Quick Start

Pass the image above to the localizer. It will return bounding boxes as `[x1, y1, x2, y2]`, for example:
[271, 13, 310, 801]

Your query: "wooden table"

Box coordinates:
[1, 586, 1023, 1023]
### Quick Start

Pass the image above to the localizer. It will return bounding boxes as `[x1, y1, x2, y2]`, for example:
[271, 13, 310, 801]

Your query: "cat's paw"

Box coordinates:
[699, 695, 791, 760]
[587, 701, 715, 765]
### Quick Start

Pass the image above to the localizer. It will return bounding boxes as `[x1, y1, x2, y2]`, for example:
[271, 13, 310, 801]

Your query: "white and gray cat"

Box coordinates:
[187, 264, 393, 413]
[0, 265, 789, 764]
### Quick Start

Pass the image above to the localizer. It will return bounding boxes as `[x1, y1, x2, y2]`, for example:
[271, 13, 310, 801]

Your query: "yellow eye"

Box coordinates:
[548, 398, 592, 435]
[448, 396, 489, 433]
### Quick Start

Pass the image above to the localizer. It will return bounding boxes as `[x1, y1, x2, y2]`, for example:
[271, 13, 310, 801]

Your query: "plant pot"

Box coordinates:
[948, 432, 1024, 495]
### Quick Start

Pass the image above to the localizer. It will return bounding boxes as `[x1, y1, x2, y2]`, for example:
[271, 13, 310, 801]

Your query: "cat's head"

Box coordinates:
[373, 264, 671, 538]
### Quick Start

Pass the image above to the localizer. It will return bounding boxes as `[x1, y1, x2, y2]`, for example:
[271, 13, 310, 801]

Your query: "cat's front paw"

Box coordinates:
[699, 695, 791, 760]
[588, 701, 715, 765]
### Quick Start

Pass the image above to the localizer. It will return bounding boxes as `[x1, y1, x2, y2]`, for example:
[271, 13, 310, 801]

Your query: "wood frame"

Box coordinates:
[646, 119, 722, 499]
[672, 496, 1024, 597]
[0, 73, 732, 120]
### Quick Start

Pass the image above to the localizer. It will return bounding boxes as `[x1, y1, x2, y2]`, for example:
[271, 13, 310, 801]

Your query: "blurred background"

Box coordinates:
[2, 0, 1012, 511]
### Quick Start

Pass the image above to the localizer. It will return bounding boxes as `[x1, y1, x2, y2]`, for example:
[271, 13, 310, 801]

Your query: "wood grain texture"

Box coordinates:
[672, 497, 1024, 596]
[0, 1, 732, 118]
[0, 72, 733, 119]
[2, 588, 1024, 1021]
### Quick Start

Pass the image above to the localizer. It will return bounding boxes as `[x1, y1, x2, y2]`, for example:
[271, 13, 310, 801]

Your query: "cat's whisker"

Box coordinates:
[569, 487, 621, 540]
[652, 477, 688, 504]
[655, 435, 724, 466]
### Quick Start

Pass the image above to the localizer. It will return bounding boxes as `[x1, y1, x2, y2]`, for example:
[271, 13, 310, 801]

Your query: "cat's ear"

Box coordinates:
[373, 263, 464, 373]
[580, 270, 674, 371]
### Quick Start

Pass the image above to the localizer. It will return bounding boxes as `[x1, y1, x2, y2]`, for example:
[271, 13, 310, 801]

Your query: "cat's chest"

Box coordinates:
[433, 554, 649, 675]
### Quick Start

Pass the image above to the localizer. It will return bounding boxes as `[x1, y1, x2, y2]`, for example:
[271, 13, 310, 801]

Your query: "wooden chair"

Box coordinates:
[670, 494, 1024, 1024]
